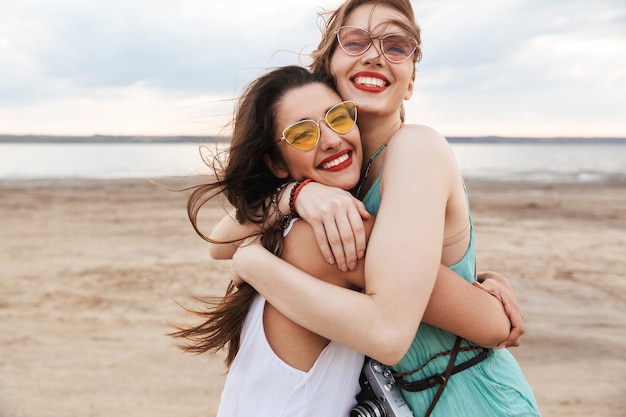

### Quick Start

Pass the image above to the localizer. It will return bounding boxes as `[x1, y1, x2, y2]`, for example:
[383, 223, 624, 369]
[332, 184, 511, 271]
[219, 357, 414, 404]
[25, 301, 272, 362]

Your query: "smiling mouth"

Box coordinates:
[321, 152, 350, 170]
[353, 76, 388, 88]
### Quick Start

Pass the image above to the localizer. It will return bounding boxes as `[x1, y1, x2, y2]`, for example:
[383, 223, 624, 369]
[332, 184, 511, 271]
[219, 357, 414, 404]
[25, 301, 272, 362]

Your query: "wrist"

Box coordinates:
[289, 177, 313, 216]
[270, 183, 290, 231]
[277, 182, 296, 217]
[236, 243, 271, 285]
[269, 178, 314, 232]
[276, 177, 314, 220]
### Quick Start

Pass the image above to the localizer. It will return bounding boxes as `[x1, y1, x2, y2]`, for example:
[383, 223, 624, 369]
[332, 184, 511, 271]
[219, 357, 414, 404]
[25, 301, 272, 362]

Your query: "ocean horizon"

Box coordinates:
[1, 134, 625, 144]
[1, 140, 624, 183]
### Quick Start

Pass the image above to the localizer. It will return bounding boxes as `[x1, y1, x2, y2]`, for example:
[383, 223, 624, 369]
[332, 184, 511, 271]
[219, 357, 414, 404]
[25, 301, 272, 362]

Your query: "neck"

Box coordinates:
[354, 113, 402, 198]
[358, 114, 403, 158]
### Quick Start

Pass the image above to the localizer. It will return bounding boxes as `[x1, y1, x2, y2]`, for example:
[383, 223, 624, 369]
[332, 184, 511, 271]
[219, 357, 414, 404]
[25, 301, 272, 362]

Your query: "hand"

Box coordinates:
[474, 271, 524, 348]
[231, 235, 263, 288]
[295, 182, 370, 272]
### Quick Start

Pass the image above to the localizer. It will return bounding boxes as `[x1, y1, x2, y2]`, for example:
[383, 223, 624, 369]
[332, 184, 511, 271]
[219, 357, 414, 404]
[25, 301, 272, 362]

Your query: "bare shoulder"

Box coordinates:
[391, 123, 450, 150]
[386, 123, 457, 170]
[281, 219, 370, 289]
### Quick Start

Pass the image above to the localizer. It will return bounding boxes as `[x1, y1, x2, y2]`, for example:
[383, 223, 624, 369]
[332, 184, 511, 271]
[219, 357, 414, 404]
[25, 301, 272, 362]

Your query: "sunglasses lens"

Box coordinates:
[382, 35, 417, 63]
[283, 121, 319, 150]
[337, 26, 417, 63]
[280, 102, 356, 151]
[326, 102, 357, 133]
[337, 27, 371, 55]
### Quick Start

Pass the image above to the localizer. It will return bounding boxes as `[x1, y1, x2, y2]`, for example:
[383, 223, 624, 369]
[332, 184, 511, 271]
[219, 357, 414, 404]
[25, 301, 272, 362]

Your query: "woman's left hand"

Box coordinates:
[474, 271, 524, 348]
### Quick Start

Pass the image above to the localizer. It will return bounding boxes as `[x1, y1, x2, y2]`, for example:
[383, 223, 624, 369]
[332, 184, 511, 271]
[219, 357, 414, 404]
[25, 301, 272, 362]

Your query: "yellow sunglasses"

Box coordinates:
[278, 101, 357, 151]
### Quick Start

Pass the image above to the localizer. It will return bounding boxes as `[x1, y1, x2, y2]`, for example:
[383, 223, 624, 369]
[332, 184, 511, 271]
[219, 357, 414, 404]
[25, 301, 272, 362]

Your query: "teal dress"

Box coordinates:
[362, 171, 540, 417]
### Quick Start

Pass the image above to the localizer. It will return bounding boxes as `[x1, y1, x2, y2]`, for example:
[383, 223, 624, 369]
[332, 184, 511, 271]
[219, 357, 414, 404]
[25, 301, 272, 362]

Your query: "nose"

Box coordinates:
[361, 39, 385, 65]
[318, 122, 342, 150]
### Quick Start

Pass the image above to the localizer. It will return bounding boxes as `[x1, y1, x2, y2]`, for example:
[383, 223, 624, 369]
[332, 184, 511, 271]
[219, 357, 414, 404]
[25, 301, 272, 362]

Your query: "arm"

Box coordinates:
[278, 218, 510, 347]
[234, 126, 510, 364]
[208, 209, 257, 260]
[233, 229, 510, 365]
[207, 182, 370, 271]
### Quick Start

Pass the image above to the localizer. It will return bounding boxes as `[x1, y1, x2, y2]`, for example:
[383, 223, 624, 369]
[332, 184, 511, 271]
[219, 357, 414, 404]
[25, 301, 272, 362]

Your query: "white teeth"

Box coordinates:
[322, 153, 349, 169]
[354, 76, 386, 88]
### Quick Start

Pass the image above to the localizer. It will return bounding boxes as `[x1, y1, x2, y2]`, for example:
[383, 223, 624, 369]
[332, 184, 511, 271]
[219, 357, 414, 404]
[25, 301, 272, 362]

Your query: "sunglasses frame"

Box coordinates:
[336, 26, 418, 64]
[278, 101, 358, 151]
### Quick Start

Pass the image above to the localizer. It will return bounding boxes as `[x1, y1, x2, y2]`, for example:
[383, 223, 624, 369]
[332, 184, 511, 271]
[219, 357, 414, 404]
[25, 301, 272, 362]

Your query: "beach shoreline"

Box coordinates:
[1, 177, 624, 416]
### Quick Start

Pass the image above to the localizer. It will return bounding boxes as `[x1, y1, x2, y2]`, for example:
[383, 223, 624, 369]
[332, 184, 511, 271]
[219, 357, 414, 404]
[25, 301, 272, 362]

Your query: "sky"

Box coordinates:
[1, 0, 625, 138]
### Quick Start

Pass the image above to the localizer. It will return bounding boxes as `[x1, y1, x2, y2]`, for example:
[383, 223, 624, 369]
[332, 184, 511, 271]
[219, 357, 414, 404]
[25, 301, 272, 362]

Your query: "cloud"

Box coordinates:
[405, 0, 626, 136]
[0, 0, 322, 98]
[0, 0, 624, 136]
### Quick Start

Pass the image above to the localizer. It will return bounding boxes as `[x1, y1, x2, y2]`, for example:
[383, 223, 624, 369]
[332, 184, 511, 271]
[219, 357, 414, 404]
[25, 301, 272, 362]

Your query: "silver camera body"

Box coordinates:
[350, 359, 414, 417]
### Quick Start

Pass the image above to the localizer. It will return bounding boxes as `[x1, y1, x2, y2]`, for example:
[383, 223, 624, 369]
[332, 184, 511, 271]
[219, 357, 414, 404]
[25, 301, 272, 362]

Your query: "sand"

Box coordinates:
[0, 177, 624, 417]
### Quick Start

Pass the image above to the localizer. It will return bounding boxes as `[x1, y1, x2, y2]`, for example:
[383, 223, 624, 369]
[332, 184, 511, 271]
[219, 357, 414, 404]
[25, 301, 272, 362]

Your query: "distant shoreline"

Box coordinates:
[1, 134, 625, 144]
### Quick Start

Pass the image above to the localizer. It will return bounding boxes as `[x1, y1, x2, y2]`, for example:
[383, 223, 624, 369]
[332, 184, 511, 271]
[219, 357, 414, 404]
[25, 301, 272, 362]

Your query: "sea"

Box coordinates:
[0, 141, 624, 183]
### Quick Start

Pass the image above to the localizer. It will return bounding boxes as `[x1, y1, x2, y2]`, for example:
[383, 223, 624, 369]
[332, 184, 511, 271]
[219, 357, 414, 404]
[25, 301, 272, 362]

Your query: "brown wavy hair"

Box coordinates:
[169, 66, 338, 367]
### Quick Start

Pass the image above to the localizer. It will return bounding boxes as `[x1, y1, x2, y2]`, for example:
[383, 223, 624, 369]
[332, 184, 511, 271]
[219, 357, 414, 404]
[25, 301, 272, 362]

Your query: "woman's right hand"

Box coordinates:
[294, 182, 370, 272]
[231, 235, 265, 288]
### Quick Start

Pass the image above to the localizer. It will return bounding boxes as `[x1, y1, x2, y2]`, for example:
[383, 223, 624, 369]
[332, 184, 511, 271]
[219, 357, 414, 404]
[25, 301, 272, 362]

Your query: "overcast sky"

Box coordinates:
[1, 0, 625, 138]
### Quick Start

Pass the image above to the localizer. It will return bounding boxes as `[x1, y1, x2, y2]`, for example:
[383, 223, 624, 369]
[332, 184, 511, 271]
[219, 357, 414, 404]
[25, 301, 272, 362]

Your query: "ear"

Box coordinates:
[263, 153, 290, 179]
[404, 73, 415, 100]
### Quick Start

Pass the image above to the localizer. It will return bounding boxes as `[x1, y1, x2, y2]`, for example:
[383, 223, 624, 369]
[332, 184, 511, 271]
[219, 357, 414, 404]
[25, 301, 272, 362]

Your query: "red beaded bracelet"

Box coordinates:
[289, 177, 313, 217]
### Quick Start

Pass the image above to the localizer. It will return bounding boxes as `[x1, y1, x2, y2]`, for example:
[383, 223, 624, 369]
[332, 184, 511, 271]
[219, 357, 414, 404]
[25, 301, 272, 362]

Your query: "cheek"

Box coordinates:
[330, 53, 349, 80]
[282, 152, 314, 179]
[349, 135, 364, 167]
[331, 70, 351, 99]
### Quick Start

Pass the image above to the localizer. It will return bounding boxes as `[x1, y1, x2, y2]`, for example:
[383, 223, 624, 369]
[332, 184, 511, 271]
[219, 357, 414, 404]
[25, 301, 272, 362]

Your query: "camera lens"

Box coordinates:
[350, 399, 386, 417]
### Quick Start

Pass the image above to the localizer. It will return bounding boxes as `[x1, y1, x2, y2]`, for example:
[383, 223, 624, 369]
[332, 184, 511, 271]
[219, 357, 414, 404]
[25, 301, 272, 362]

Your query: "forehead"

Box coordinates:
[277, 84, 342, 126]
[344, 3, 408, 33]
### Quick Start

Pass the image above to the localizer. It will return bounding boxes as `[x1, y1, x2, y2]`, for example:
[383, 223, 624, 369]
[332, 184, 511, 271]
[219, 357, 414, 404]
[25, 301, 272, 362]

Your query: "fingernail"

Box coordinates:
[349, 262, 357, 271]
[327, 257, 335, 265]
[339, 263, 348, 272]
[358, 251, 365, 259]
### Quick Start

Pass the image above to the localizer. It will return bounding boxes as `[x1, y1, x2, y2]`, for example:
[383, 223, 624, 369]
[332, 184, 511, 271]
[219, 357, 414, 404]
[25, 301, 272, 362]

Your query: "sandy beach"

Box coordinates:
[1, 177, 624, 417]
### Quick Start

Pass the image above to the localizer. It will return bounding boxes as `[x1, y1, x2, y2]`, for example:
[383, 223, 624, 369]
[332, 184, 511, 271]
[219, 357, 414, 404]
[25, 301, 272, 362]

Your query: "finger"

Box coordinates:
[498, 335, 521, 349]
[347, 209, 367, 261]
[325, 223, 348, 272]
[498, 330, 522, 348]
[499, 303, 524, 348]
[472, 281, 504, 303]
[472, 281, 488, 291]
[507, 307, 525, 338]
[354, 199, 371, 220]
[335, 216, 358, 271]
[498, 324, 522, 348]
[311, 222, 336, 266]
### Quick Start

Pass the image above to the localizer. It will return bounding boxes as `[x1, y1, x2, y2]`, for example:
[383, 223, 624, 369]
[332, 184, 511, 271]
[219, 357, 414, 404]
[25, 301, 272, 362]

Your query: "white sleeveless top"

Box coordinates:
[216, 294, 363, 416]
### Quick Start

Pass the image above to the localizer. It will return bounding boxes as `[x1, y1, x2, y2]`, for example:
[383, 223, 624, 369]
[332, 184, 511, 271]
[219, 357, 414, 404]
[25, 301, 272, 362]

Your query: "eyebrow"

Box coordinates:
[295, 102, 342, 123]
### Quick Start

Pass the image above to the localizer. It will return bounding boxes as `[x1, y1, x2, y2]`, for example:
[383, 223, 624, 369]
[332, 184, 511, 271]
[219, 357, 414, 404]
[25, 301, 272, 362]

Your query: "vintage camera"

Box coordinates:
[350, 359, 413, 417]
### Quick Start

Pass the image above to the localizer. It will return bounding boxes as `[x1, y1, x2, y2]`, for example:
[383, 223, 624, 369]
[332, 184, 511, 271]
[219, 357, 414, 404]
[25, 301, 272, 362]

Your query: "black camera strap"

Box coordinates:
[395, 344, 490, 393]
[423, 336, 461, 417]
